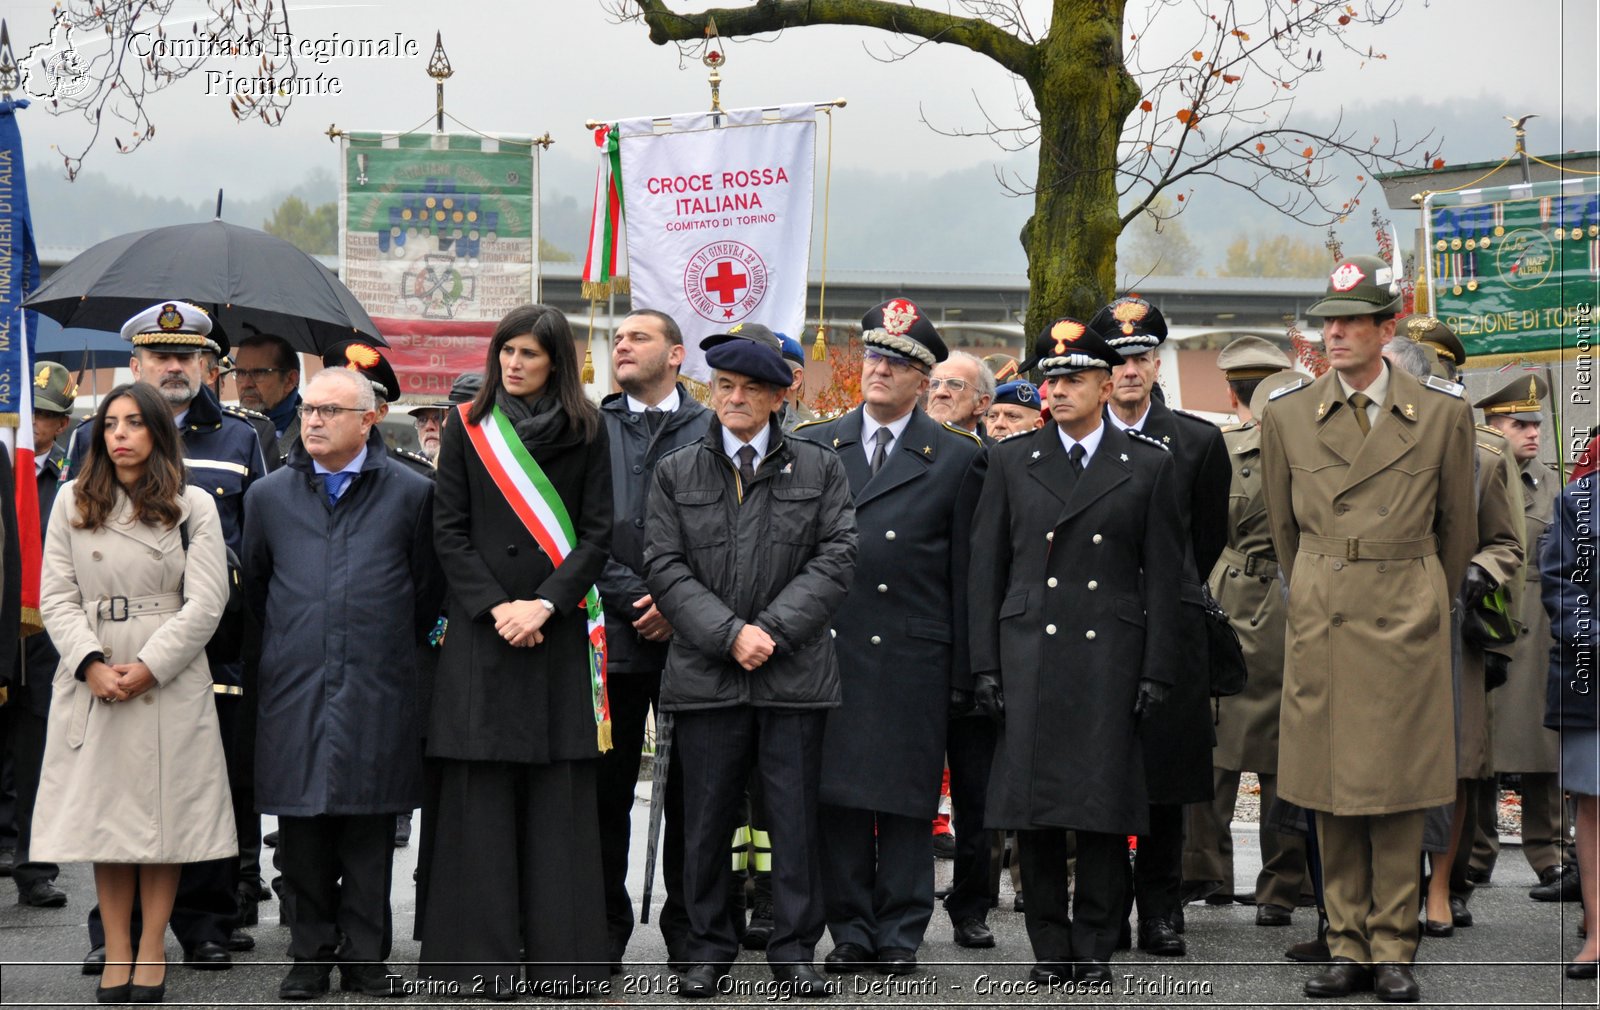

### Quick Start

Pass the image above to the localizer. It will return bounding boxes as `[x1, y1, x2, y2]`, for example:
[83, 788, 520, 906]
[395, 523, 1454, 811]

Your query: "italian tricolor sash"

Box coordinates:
[459, 404, 612, 752]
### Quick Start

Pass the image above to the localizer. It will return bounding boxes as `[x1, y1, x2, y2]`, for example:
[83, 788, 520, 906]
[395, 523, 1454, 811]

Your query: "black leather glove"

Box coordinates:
[949, 688, 977, 718]
[974, 673, 1005, 724]
[1133, 679, 1168, 719]
[1483, 651, 1511, 692]
[1462, 564, 1497, 610]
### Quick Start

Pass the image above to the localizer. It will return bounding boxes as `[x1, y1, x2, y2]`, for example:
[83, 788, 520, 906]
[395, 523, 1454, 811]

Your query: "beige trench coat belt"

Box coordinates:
[94, 592, 184, 622]
[1297, 534, 1438, 563]
[1220, 545, 1279, 580]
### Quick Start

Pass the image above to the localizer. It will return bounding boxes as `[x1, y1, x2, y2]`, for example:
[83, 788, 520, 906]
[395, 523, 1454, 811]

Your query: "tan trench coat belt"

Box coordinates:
[1219, 545, 1279, 580]
[94, 592, 184, 621]
[1297, 534, 1438, 563]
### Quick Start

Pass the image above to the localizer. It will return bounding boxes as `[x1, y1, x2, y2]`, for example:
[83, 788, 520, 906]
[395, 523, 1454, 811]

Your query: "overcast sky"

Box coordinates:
[7, 1, 1597, 203]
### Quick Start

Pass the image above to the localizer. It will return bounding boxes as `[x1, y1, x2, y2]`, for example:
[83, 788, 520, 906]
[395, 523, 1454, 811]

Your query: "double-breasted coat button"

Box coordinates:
[1047, 577, 1058, 588]
[1332, 560, 1343, 571]
[1331, 615, 1344, 626]
[1241, 467, 1252, 477]
[1085, 630, 1096, 640]
[1335, 504, 1349, 515]
[1092, 534, 1103, 544]
[1377, 562, 1388, 572]
[92, 551, 102, 561]
[870, 635, 882, 645]
[631, 464, 643, 475]
[143, 695, 155, 706]
[877, 584, 888, 593]
[1087, 580, 1098, 590]
[1045, 624, 1057, 635]
[150, 550, 162, 560]
[1378, 506, 1390, 515]
[1045, 531, 1054, 542]
[506, 545, 519, 556]
[634, 518, 645, 529]
[885, 530, 896, 540]
[1376, 617, 1388, 627]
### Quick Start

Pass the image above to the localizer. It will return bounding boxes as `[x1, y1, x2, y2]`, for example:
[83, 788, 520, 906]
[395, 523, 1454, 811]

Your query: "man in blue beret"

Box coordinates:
[984, 381, 1045, 440]
[776, 333, 818, 433]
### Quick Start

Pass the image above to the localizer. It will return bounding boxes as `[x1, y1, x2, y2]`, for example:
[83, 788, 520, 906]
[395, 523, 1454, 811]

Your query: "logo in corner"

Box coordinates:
[22, 13, 90, 100]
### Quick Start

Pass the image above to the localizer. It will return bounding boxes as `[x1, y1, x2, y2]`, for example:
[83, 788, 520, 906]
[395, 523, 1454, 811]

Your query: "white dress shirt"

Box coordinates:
[1057, 421, 1106, 468]
[860, 409, 914, 468]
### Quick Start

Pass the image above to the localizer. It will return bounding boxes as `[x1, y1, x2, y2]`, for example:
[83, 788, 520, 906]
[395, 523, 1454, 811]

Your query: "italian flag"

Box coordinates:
[582, 123, 629, 300]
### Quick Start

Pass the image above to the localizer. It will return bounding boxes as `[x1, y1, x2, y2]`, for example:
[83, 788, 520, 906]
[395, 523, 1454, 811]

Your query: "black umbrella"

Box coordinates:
[24, 216, 384, 354]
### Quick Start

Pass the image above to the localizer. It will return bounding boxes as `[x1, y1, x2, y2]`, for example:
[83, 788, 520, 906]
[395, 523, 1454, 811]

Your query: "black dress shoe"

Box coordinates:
[1304, 957, 1374, 998]
[1136, 917, 1186, 956]
[677, 963, 729, 999]
[17, 878, 68, 908]
[1179, 879, 1223, 905]
[1531, 864, 1582, 902]
[1028, 962, 1069, 986]
[1075, 961, 1113, 984]
[1421, 918, 1454, 938]
[263, 830, 279, 848]
[279, 960, 333, 1000]
[1465, 866, 1492, 886]
[1567, 960, 1598, 980]
[1012, 894, 1025, 913]
[394, 813, 413, 848]
[1286, 929, 1331, 963]
[182, 941, 232, 970]
[1255, 904, 1292, 927]
[952, 917, 996, 949]
[1373, 963, 1420, 1002]
[933, 832, 956, 859]
[83, 945, 106, 976]
[770, 963, 830, 998]
[876, 947, 917, 975]
[227, 928, 256, 952]
[1448, 895, 1473, 927]
[824, 943, 873, 974]
[341, 961, 403, 997]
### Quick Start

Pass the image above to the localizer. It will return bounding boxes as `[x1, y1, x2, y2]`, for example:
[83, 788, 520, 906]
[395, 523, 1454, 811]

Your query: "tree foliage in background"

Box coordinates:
[613, 0, 1433, 335]
[262, 195, 337, 255]
[27, 0, 297, 180]
[1117, 195, 1201, 280]
[1216, 232, 1331, 278]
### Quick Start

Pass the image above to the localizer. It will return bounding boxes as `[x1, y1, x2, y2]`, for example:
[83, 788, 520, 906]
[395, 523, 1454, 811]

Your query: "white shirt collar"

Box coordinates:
[721, 423, 772, 470]
[625, 387, 681, 415]
[861, 407, 914, 465]
[172, 408, 189, 429]
[1106, 401, 1151, 433]
[1057, 421, 1105, 465]
[312, 443, 369, 477]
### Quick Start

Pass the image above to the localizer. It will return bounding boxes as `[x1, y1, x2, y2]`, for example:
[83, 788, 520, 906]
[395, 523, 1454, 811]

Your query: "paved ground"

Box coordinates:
[1, 789, 1594, 1007]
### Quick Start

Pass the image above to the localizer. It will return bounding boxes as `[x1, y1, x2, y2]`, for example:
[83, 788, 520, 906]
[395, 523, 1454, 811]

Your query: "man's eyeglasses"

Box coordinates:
[927, 377, 970, 392]
[412, 411, 446, 429]
[297, 404, 367, 420]
[863, 350, 927, 374]
[233, 368, 290, 382]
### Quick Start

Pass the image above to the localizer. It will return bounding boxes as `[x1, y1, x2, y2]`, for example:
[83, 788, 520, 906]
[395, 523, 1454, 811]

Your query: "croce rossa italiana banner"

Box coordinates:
[619, 105, 815, 381]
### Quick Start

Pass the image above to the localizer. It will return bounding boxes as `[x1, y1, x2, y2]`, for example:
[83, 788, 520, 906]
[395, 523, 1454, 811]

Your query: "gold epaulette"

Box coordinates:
[942, 421, 983, 445]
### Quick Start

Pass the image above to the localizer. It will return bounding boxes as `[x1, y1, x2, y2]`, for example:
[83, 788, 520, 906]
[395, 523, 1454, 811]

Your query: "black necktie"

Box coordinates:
[871, 427, 892, 475]
[737, 445, 758, 491]
[1069, 443, 1086, 475]
[645, 407, 665, 434]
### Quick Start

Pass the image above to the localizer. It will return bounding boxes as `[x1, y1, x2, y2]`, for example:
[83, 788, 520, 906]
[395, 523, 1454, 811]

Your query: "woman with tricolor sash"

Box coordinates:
[417, 303, 614, 997]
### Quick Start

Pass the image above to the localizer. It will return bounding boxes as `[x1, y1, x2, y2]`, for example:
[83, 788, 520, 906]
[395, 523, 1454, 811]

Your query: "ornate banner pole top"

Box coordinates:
[703, 17, 725, 115]
[429, 31, 454, 134]
[0, 20, 20, 100]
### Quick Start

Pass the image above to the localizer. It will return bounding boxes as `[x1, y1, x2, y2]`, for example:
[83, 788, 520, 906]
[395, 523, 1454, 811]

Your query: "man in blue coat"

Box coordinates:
[243, 367, 442, 999]
[796, 298, 987, 975]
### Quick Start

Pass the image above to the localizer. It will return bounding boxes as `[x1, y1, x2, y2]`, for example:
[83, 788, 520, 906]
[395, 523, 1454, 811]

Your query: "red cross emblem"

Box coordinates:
[703, 260, 749, 305]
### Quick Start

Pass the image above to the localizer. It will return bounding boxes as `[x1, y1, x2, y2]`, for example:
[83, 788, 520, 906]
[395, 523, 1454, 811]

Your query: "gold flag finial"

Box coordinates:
[702, 17, 725, 114]
[428, 32, 453, 133]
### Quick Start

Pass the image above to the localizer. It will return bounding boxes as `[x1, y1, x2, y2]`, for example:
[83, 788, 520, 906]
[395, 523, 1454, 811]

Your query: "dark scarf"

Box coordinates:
[266, 390, 301, 438]
[495, 389, 581, 455]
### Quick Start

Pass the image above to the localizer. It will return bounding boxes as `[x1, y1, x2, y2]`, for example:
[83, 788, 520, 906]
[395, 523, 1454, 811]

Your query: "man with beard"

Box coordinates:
[970, 316, 1183, 983]
[67, 301, 269, 973]
[596, 309, 709, 971]
[1094, 297, 1230, 957]
[795, 299, 986, 976]
[233, 331, 302, 464]
[404, 374, 484, 464]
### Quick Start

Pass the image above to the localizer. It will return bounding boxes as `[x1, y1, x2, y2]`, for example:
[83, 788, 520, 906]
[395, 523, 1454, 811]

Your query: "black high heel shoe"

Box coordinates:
[1567, 960, 1598, 980]
[129, 963, 167, 1003]
[96, 982, 132, 1003]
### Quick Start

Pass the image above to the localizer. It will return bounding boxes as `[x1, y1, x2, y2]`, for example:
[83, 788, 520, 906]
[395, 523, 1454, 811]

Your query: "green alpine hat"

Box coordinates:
[33, 361, 78, 415]
[1306, 254, 1403, 318]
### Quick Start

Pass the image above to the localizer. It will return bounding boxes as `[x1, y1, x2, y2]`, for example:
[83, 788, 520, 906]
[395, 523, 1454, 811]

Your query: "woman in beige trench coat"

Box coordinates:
[32, 383, 234, 1004]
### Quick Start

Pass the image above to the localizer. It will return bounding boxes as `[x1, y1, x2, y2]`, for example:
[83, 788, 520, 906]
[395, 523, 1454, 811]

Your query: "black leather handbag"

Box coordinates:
[1201, 583, 1248, 698]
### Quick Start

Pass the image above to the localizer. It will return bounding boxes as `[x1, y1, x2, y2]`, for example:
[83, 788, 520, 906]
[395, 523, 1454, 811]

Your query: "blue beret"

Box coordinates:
[705, 338, 793, 388]
[778, 333, 805, 366]
[992, 380, 1041, 409]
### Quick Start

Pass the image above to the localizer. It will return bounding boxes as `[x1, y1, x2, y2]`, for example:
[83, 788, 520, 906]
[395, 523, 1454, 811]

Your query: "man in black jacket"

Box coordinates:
[596, 309, 709, 972]
[645, 325, 857, 999]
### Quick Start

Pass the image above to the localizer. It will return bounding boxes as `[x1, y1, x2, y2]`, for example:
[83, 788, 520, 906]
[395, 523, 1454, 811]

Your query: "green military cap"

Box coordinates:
[1398, 314, 1467, 366]
[33, 361, 78, 415]
[1473, 373, 1548, 422]
[1216, 336, 1292, 381]
[1248, 369, 1306, 419]
[1307, 254, 1403, 318]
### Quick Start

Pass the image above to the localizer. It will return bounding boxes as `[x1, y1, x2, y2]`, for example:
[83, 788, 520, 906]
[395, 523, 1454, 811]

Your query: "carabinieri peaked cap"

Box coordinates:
[323, 339, 403, 403]
[1020, 317, 1125, 377]
[860, 298, 947, 368]
[1087, 295, 1168, 353]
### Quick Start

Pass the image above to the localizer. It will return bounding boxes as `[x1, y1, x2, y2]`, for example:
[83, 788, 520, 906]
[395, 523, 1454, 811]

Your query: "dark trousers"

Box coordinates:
[89, 693, 241, 952]
[595, 670, 688, 961]
[944, 715, 997, 924]
[1018, 828, 1128, 964]
[278, 814, 393, 962]
[1133, 802, 1184, 921]
[676, 707, 826, 966]
[1184, 768, 1312, 908]
[821, 806, 935, 953]
[4, 679, 58, 889]
[1450, 778, 1492, 903]
[418, 759, 608, 994]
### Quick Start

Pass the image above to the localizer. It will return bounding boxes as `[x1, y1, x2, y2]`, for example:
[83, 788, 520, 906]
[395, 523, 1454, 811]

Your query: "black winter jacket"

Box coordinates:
[597, 386, 712, 674]
[645, 417, 857, 711]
